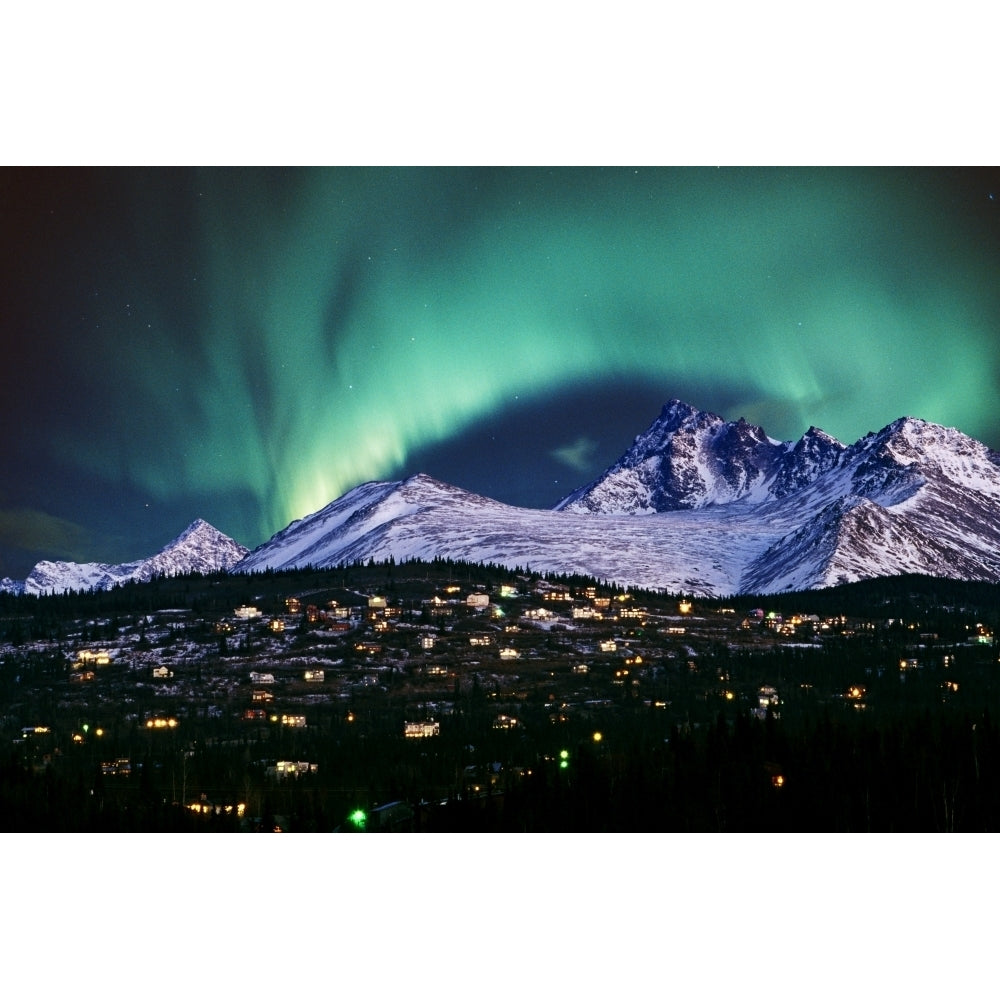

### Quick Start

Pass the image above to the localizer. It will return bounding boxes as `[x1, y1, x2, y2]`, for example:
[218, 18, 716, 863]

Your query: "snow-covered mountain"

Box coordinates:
[554, 399, 846, 512]
[740, 416, 1000, 592]
[7, 402, 999, 598]
[12, 519, 248, 596]
[236, 403, 1000, 596]
[234, 472, 772, 594]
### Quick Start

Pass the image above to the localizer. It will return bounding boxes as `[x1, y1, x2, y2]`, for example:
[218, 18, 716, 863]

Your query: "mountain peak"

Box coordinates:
[558, 400, 817, 513]
[14, 520, 248, 596]
[170, 518, 219, 543]
[659, 397, 709, 424]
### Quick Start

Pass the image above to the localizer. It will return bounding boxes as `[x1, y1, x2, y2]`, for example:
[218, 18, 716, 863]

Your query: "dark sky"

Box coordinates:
[2, 166, 999, 578]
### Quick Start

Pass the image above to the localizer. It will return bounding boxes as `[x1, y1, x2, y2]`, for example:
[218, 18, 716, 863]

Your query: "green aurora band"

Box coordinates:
[51, 167, 1000, 547]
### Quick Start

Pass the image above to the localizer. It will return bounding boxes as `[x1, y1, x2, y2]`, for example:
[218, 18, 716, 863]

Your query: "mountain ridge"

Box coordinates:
[3, 518, 249, 596]
[234, 402, 1000, 595]
[6, 401, 1000, 597]
[554, 398, 848, 512]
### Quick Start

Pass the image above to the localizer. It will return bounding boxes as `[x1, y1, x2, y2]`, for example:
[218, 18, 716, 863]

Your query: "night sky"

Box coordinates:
[2, 166, 999, 578]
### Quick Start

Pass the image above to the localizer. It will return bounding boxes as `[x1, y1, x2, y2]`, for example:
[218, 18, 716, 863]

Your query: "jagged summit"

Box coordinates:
[554, 401, 845, 513]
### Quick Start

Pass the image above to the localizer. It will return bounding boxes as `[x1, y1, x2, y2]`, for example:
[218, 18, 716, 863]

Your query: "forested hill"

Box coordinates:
[1, 562, 999, 634]
[728, 573, 1000, 623]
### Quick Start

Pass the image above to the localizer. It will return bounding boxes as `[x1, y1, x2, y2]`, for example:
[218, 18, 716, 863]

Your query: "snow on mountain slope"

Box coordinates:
[136, 518, 250, 581]
[20, 519, 248, 595]
[23, 558, 137, 596]
[238, 405, 1000, 596]
[738, 415, 1000, 592]
[235, 473, 782, 594]
[555, 399, 846, 513]
[9, 402, 1000, 599]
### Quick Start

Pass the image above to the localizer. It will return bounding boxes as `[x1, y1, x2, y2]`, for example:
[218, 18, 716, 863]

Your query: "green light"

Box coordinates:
[55, 168, 1000, 548]
[349, 809, 367, 829]
[559, 749, 569, 769]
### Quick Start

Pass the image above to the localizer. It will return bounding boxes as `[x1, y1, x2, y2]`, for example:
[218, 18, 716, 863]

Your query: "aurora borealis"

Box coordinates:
[2, 166, 999, 578]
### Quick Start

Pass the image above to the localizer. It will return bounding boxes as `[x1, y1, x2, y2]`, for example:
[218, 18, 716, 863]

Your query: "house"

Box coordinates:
[280, 714, 307, 728]
[252, 689, 274, 703]
[524, 607, 553, 621]
[467, 593, 490, 609]
[151, 666, 174, 680]
[249, 671, 275, 685]
[753, 686, 780, 720]
[404, 720, 440, 738]
[758, 685, 779, 708]
[234, 605, 261, 620]
[304, 669, 325, 683]
[425, 598, 454, 617]
[76, 649, 111, 666]
[540, 584, 572, 602]
[420, 635, 436, 651]
[499, 647, 520, 660]
[269, 761, 318, 779]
